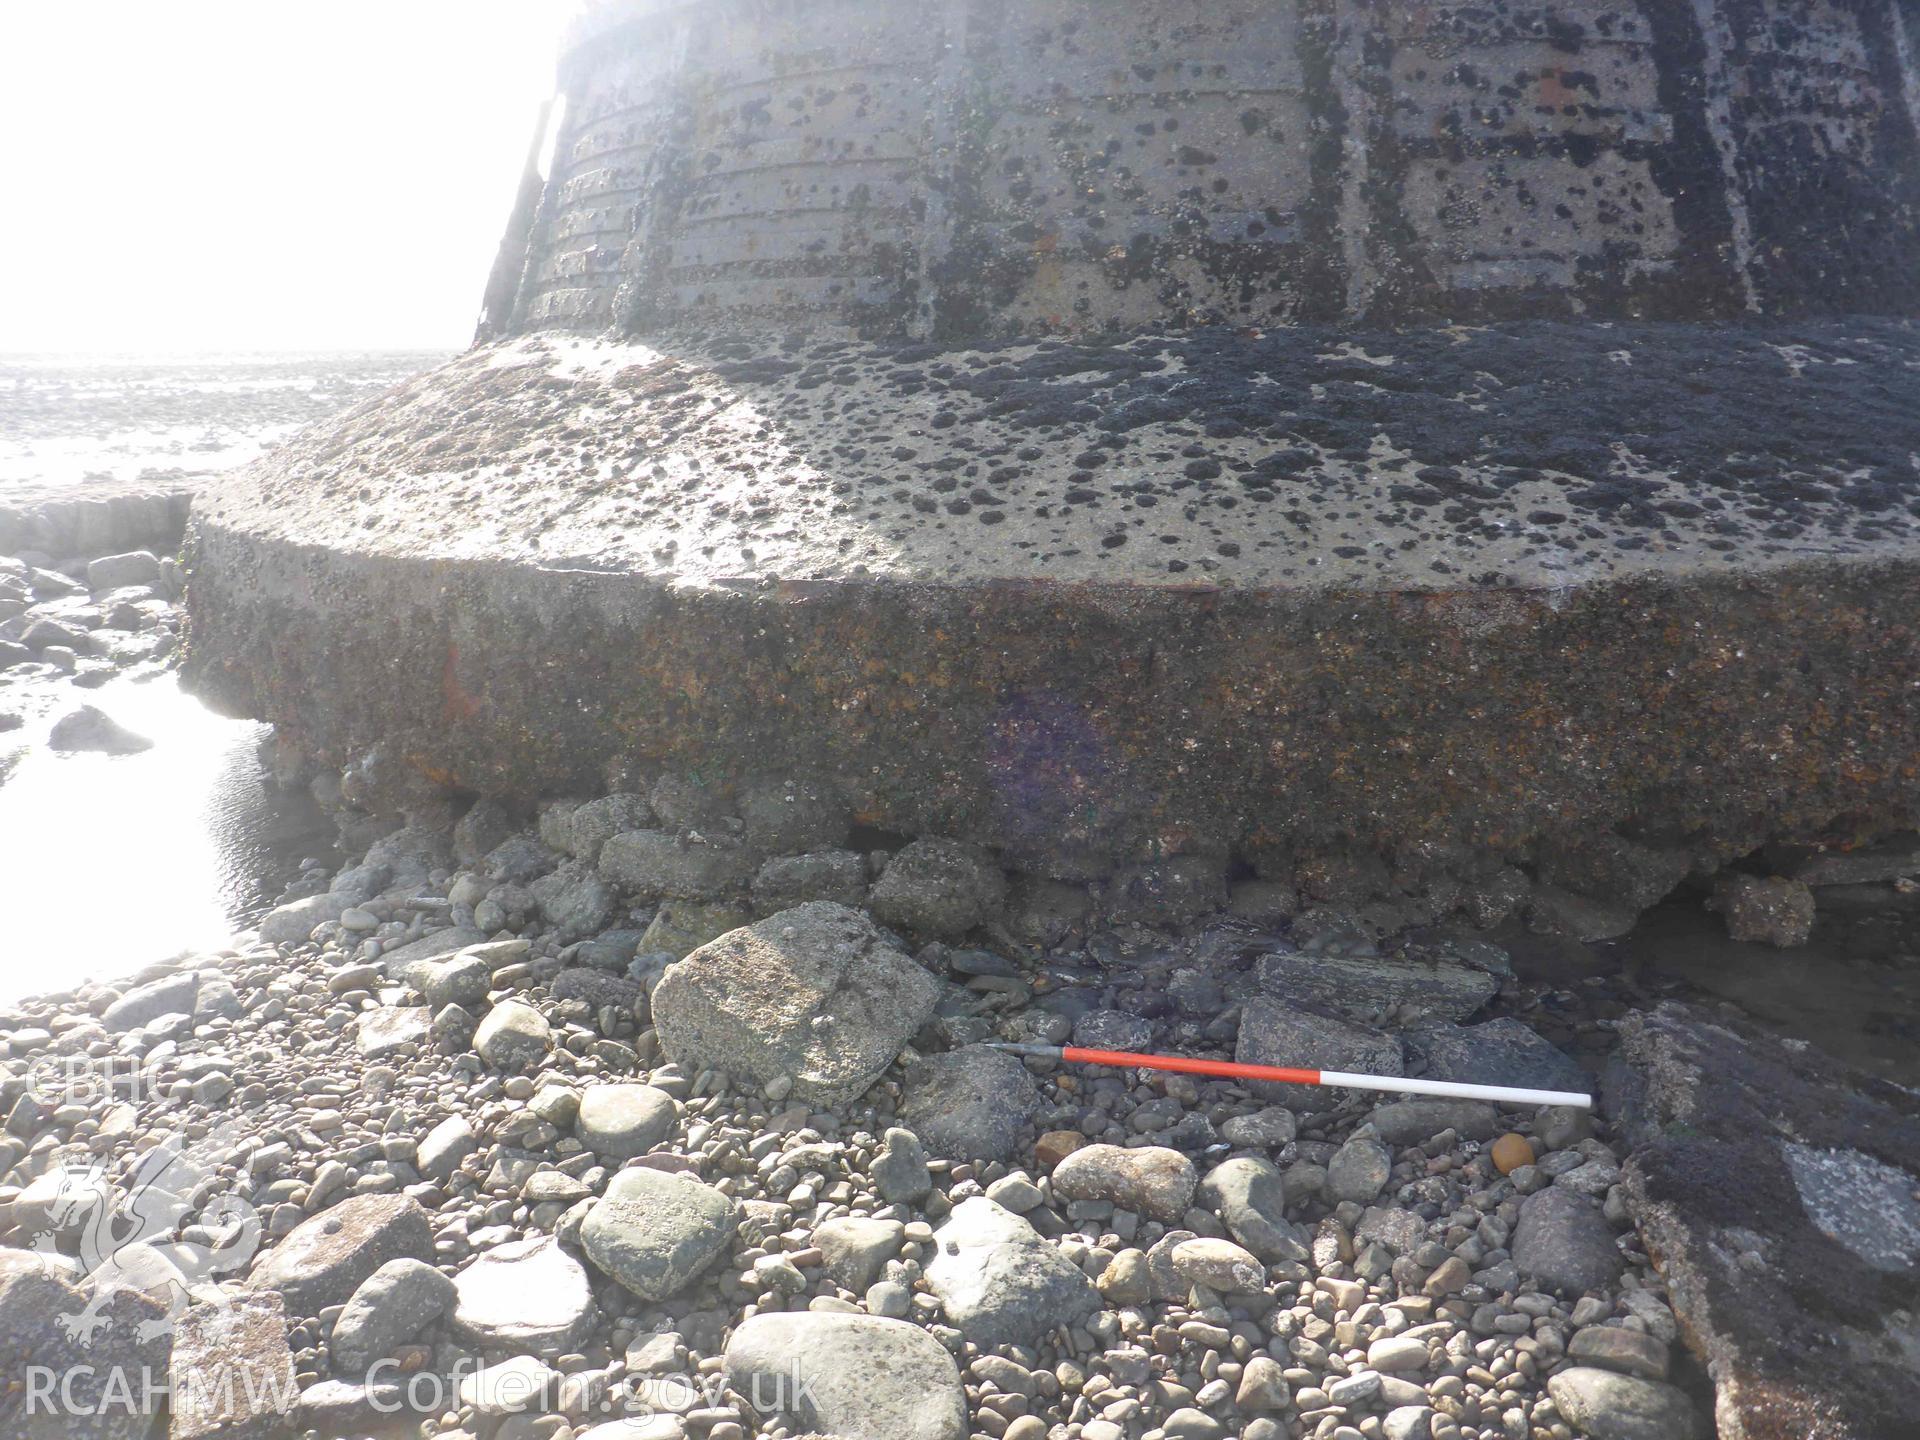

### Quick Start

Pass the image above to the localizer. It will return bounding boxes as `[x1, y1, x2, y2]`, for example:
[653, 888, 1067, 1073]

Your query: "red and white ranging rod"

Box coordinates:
[985, 1042, 1592, 1110]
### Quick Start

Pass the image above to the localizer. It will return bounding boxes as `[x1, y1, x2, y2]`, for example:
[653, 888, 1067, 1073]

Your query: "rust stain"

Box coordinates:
[1537, 69, 1577, 110]
[442, 641, 483, 723]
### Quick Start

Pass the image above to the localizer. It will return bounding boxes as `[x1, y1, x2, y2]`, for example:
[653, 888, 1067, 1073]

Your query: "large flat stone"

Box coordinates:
[1235, 998, 1405, 1112]
[378, 928, 487, 991]
[450, 1236, 595, 1357]
[169, 1292, 298, 1440]
[102, 972, 200, 1032]
[355, 1006, 431, 1058]
[1252, 947, 1501, 1023]
[723, 1312, 967, 1440]
[1611, 1004, 1920, 1440]
[245, 1195, 434, 1315]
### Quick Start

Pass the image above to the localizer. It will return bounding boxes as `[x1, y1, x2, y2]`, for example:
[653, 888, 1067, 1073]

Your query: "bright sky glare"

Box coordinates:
[0, 2, 570, 353]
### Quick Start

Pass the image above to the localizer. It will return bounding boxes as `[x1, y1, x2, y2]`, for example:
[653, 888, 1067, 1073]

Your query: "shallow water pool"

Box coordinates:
[0, 673, 334, 1000]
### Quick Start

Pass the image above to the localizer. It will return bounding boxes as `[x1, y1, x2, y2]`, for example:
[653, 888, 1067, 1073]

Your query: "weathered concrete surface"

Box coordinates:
[1610, 1003, 1920, 1440]
[520, 0, 1920, 335]
[186, 320, 1920, 881]
[0, 487, 191, 560]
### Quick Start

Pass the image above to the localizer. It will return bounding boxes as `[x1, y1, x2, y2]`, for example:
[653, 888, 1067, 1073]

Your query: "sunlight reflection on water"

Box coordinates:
[0, 674, 334, 1001]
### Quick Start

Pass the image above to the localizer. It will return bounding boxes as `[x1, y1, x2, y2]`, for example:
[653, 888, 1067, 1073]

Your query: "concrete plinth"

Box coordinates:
[185, 319, 1920, 886]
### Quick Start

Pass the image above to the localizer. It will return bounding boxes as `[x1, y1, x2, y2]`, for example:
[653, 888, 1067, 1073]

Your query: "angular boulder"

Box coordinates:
[751, 850, 869, 914]
[87, 550, 163, 591]
[898, 1045, 1043, 1161]
[598, 829, 754, 899]
[1235, 998, 1404, 1111]
[580, 1167, 734, 1301]
[330, 1258, 456, 1374]
[637, 898, 753, 960]
[169, 1292, 298, 1440]
[245, 1195, 433, 1314]
[1512, 1186, 1623, 1295]
[379, 927, 490, 991]
[101, 972, 200, 1032]
[355, 1006, 431, 1058]
[257, 893, 351, 946]
[652, 902, 939, 1105]
[0, 1256, 170, 1440]
[868, 838, 1007, 938]
[1196, 1156, 1307, 1263]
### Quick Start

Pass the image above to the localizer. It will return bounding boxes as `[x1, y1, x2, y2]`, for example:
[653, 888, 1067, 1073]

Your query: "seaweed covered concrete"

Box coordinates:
[1613, 1004, 1920, 1440]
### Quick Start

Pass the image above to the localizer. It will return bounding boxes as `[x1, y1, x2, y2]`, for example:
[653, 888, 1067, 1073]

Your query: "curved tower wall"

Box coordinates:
[508, 0, 1920, 339]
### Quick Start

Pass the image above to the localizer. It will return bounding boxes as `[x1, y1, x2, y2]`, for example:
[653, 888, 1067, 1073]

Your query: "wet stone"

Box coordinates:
[899, 1044, 1043, 1161]
[1413, 1017, 1587, 1096]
